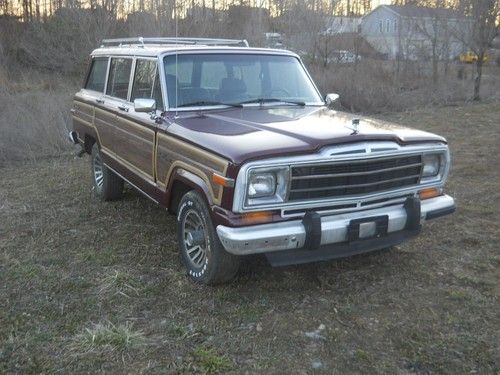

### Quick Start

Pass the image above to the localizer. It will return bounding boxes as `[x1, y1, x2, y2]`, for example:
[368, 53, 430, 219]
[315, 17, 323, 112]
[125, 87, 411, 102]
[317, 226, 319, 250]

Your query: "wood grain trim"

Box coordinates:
[112, 115, 155, 181]
[154, 132, 159, 183]
[156, 133, 229, 205]
[160, 134, 229, 172]
[72, 115, 105, 148]
[118, 116, 156, 138]
[166, 161, 222, 205]
[101, 148, 156, 185]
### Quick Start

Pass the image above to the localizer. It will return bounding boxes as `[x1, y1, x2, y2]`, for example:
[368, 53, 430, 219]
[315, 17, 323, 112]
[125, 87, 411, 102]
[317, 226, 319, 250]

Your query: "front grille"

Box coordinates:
[289, 154, 422, 201]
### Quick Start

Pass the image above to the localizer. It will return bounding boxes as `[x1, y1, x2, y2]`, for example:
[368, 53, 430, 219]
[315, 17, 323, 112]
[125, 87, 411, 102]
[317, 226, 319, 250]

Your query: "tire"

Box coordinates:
[177, 190, 240, 284]
[91, 144, 124, 201]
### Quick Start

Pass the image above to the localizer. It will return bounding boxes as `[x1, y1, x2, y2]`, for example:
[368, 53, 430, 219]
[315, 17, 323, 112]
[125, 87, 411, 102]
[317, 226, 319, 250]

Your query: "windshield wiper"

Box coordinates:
[177, 101, 243, 108]
[237, 98, 306, 106]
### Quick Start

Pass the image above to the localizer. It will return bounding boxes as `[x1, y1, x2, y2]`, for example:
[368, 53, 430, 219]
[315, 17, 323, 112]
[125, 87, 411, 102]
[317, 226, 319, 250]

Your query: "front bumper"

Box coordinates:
[216, 195, 455, 263]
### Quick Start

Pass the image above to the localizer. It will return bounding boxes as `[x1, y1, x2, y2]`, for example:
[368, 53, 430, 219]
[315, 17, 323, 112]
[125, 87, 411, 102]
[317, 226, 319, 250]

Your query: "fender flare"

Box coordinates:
[167, 167, 214, 207]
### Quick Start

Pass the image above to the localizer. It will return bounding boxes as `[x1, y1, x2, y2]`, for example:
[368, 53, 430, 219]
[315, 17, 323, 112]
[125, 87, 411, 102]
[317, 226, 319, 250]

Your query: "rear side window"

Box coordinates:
[85, 57, 108, 92]
[131, 59, 163, 110]
[106, 58, 132, 100]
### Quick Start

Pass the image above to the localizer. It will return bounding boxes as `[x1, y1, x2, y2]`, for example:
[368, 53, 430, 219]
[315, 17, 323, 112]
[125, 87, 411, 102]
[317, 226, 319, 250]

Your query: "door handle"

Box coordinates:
[117, 104, 129, 112]
[96, 98, 104, 104]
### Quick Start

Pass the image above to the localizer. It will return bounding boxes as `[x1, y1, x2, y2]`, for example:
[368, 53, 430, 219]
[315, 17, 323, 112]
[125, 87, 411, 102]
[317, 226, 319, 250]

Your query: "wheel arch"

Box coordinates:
[167, 168, 214, 214]
[84, 134, 97, 154]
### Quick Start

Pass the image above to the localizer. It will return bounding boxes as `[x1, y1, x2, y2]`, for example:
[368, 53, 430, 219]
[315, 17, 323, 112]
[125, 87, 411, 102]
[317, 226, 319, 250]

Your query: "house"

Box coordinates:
[324, 16, 361, 34]
[360, 5, 469, 60]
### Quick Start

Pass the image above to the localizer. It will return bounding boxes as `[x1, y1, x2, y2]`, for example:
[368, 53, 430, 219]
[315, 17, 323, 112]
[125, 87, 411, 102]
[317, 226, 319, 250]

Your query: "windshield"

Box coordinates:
[163, 53, 323, 108]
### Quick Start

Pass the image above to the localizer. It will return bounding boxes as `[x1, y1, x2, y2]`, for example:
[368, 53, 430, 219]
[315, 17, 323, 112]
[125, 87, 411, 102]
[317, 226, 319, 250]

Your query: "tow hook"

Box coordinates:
[68, 131, 85, 157]
[68, 131, 79, 144]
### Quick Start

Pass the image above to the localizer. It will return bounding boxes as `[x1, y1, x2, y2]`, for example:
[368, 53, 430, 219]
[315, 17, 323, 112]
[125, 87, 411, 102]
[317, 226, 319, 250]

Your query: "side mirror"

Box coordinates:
[134, 98, 156, 113]
[325, 93, 340, 107]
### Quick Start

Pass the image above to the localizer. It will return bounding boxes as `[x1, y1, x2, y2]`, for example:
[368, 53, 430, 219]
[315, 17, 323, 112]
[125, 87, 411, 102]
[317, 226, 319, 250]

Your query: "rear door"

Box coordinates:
[73, 56, 109, 142]
[92, 56, 119, 156]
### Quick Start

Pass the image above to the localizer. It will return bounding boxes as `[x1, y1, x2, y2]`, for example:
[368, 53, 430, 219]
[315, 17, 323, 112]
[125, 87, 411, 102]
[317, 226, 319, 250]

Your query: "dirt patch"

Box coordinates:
[1, 103, 499, 373]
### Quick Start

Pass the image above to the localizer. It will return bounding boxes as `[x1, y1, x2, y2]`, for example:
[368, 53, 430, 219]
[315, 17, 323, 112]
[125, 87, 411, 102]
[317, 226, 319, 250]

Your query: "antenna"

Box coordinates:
[174, 0, 178, 118]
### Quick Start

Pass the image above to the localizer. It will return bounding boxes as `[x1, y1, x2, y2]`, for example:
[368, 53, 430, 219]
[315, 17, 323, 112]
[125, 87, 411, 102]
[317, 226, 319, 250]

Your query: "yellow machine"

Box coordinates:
[459, 51, 488, 63]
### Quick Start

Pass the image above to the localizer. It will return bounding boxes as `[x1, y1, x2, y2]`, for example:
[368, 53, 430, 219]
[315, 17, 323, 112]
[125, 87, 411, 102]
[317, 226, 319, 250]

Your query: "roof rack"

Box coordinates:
[100, 37, 249, 48]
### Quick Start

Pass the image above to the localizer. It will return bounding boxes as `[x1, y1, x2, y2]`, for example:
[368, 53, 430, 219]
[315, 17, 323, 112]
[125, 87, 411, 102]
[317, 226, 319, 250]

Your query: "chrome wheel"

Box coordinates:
[177, 191, 240, 284]
[182, 210, 207, 268]
[93, 152, 104, 188]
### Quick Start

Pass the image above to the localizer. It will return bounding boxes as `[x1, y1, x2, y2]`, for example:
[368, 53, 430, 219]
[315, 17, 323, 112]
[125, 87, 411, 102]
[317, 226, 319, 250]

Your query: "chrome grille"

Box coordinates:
[289, 155, 422, 201]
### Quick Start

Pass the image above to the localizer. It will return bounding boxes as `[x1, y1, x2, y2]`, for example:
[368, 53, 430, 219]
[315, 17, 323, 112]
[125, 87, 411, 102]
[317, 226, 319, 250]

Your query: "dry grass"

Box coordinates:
[72, 322, 145, 353]
[1, 102, 499, 373]
[98, 269, 141, 298]
[192, 346, 233, 374]
[0, 67, 78, 163]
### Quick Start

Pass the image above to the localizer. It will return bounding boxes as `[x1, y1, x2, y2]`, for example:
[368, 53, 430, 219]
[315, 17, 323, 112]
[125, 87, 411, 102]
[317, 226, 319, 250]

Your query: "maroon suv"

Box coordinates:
[70, 37, 456, 284]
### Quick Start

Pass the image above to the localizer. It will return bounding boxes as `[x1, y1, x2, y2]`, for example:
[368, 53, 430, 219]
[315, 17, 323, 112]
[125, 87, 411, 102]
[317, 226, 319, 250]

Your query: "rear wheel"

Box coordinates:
[177, 190, 240, 284]
[91, 144, 123, 201]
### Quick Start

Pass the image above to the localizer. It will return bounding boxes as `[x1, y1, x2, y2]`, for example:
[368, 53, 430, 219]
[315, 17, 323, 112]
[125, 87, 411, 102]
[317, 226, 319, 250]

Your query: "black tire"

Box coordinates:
[91, 144, 124, 201]
[177, 190, 240, 284]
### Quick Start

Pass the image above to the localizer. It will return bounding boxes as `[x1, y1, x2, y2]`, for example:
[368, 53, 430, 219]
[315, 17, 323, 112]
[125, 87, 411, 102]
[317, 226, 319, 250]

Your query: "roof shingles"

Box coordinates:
[385, 5, 463, 19]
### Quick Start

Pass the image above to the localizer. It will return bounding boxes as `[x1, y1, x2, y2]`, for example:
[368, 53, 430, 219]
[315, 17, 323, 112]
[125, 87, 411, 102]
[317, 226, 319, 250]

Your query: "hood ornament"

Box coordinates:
[349, 118, 360, 135]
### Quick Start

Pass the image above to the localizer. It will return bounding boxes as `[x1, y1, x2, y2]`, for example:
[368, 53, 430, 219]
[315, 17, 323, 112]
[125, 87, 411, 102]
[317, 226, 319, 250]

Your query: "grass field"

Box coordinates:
[1, 102, 499, 374]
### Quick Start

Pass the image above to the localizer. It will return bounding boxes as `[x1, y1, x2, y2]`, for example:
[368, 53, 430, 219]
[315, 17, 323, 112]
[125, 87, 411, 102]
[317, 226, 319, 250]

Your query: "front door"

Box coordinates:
[103, 57, 160, 184]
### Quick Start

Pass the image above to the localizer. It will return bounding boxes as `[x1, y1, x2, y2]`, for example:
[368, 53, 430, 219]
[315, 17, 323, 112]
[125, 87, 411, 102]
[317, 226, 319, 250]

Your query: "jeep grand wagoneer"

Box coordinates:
[70, 37, 455, 284]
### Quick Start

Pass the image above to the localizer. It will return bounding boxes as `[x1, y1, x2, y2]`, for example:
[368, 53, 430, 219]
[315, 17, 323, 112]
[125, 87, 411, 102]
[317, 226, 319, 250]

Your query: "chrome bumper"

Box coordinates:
[216, 195, 455, 256]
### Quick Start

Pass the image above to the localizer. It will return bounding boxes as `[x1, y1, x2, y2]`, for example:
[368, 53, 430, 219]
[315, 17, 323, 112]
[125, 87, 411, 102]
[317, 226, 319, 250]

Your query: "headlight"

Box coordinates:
[246, 167, 289, 206]
[248, 173, 276, 198]
[421, 151, 448, 183]
[422, 153, 441, 177]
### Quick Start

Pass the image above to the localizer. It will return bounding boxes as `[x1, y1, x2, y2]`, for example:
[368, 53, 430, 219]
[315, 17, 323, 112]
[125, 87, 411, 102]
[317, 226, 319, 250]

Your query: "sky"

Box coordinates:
[3, 0, 396, 20]
[371, 0, 392, 7]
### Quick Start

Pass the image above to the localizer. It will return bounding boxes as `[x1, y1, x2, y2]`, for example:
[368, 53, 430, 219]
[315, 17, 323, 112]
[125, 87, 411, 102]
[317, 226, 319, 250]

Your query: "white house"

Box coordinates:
[360, 5, 469, 60]
[324, 16, 361, 34]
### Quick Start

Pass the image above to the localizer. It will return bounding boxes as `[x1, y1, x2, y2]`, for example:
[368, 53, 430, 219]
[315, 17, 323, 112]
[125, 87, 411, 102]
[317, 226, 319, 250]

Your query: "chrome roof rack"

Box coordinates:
[100, 37, 249, 48]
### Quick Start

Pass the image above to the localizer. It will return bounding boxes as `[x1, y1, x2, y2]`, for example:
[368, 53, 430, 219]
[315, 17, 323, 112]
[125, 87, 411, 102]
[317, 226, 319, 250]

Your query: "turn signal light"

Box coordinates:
[241, 211, 273, 225]
[418, 187, 441, 200]
[212, 173, 235, 188]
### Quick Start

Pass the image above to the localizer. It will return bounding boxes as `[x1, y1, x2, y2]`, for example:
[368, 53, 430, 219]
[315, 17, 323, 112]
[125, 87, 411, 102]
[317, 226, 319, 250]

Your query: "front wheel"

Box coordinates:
[177, 191, 240, 284]
[91, 144, 124, 201]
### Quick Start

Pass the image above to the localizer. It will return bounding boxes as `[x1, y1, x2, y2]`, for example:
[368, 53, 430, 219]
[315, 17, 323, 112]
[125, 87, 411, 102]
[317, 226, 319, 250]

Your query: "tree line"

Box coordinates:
[0, 0, 497, 101]
[2, 0, 376, 21]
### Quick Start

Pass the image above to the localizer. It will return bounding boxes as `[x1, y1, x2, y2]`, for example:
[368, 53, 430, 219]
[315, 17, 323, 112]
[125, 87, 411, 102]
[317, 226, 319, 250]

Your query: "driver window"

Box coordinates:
[106, 58, 132, 100]
[131, 59, 163, 110]
[268, 60, 299, 97]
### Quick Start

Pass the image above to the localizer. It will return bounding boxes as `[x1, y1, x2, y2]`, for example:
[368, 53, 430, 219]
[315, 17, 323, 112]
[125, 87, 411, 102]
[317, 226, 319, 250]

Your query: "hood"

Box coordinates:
[165, 106, 446, 165]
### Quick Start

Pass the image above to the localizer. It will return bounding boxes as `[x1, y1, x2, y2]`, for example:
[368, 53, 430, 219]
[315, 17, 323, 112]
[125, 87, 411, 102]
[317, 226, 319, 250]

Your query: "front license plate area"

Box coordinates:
[348, 215, 389, 242]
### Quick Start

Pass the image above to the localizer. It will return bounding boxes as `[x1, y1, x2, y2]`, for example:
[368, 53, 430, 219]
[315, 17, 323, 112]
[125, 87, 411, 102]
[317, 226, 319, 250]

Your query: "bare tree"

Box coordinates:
[456, 0, 499, 100]
[413, 5, 453, 83]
